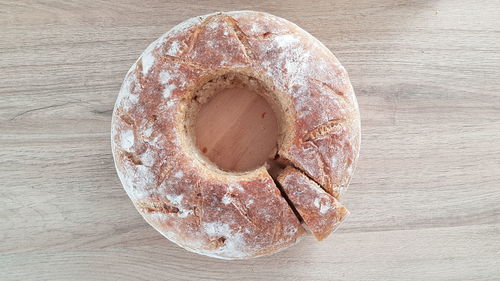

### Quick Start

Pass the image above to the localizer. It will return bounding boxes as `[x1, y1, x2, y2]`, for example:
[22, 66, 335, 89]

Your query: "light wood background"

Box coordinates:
[1, 1, 499, 280]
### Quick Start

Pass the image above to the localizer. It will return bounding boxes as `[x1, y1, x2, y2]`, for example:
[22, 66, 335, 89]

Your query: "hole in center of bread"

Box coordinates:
[193, 76, 279, 172]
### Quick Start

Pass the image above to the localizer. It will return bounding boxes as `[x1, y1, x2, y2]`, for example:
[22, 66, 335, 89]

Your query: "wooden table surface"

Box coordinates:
[1, 1, 499, 280]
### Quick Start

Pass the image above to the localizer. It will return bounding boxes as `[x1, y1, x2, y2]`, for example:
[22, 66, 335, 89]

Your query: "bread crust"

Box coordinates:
[111, 11, 360, 259]
[277, 167, 349, 241]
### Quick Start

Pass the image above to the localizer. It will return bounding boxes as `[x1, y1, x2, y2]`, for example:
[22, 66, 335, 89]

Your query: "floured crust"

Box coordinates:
[231, 11, 361, 198]
[111, 11, 360, 259]
[277, 167, 349, 241]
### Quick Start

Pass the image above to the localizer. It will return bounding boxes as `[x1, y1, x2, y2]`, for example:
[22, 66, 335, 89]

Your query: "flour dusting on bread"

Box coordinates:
[111, 11, 359, 259]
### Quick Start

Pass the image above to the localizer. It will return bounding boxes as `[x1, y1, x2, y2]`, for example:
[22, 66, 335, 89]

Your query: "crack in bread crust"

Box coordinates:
[224, 15, 255, 63]
[229, 195, 257, 227]
[308, 140, 333, 194]
[184, 14, 215, 56]
[117, 111, 135, 126]
[162, 55, 208, 70]
[136, 199, 179, 214]
[303, 119, 345, 142]
[308, 77, 346, 97]
[122, 150, 143, 166]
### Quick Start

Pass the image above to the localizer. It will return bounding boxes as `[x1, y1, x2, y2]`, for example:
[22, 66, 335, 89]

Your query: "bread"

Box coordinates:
[111, 11, 360, 259]
[277, 167, 349, 241]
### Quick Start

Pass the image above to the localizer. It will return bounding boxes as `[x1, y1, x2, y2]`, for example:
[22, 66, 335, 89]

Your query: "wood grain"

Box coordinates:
[1, 0, 499, 280]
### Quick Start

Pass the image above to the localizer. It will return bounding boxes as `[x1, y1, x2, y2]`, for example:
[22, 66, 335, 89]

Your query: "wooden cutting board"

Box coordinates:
[1, 0, 499, 280]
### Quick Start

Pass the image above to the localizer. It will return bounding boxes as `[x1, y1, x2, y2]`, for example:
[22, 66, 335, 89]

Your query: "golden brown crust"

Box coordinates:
[277, 167, 349, 241]
[226, 11, 361, 198]
[111, 11, 360, 259]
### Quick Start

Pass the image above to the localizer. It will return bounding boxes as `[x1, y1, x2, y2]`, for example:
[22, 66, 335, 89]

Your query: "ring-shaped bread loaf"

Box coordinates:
[112, 11, 360, 260]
